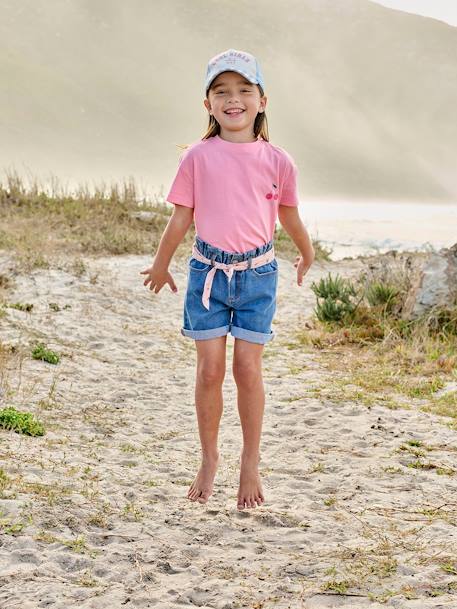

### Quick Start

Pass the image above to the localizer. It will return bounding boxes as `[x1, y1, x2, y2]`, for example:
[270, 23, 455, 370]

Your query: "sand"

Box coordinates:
[0, 250, 456, 608]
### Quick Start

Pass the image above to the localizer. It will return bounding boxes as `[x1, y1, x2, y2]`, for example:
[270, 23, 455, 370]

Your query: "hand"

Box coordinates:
[139, 264, 178, 294]
[293, 255, 311, 286]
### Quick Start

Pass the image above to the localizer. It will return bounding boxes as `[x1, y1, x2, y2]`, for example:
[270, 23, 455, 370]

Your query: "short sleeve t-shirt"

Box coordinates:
[166, 134, 300, 253]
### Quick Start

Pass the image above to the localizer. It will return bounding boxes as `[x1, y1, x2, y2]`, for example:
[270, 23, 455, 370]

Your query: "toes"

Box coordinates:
[188, 486, 199, 500]
[237, 492, 264, 509]
[189, 487, 212, 504]
[198, 490, 211, 503]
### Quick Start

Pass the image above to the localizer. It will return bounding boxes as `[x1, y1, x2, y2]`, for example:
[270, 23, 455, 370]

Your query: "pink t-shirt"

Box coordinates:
[166, 134, 299, 253]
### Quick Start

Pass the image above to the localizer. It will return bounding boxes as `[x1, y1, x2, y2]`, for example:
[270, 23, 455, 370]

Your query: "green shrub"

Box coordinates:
[365, 281, 399, 311]
[31, 343, 60, 364]
[311, 273, 358, 322]
[0, 406, 45, 436]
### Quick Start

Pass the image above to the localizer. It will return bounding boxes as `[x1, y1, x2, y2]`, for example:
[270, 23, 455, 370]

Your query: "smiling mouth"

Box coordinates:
[224, 109, 245, 115]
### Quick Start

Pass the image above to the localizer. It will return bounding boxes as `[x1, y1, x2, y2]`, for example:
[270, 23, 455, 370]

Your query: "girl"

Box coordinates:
[140, 49, 315, 510]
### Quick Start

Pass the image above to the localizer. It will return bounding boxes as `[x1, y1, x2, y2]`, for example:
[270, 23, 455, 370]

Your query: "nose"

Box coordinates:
[227, 92, 241, 103]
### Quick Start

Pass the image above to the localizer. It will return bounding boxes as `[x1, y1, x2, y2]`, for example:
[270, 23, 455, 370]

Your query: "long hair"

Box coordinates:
[201, 83, 269, 142]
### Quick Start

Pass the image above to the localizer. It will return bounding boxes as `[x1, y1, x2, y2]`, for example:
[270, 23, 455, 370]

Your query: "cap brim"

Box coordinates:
[205, 69, 259, 93]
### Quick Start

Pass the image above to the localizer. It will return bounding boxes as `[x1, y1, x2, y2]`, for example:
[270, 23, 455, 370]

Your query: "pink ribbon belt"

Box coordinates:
[191, 244, 276, 310]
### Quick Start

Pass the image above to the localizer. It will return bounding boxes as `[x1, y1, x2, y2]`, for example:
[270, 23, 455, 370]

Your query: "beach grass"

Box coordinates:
[285, 258, 457, 424]
[0, 171, 328, 272]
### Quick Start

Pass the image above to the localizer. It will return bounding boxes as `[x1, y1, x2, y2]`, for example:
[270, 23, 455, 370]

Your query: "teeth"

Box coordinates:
[226, 109, 243, 114]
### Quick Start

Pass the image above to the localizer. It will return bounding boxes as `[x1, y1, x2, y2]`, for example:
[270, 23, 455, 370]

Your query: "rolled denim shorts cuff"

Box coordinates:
[181, 324, 231, 340]
[230, 325, 275, 345]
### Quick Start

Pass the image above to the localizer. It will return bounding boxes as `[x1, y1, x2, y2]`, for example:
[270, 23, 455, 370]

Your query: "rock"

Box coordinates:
[402, 243, 457, 320]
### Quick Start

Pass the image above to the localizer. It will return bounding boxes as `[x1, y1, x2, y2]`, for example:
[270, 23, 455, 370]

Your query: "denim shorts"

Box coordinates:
[181, 235, 278, 344]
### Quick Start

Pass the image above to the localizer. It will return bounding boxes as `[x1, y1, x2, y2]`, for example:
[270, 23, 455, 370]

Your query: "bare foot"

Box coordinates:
[237, 454, 265, 510]
[187, 453, 220, 504]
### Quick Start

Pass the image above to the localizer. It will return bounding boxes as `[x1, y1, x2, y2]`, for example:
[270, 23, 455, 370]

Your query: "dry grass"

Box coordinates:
[0, 170, 328, 273]
[285, 252, 457, 422]
[0, 171, 182, 271]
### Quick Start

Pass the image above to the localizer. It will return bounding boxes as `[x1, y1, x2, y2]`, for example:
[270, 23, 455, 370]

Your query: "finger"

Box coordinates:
[168, 279, 178, 293]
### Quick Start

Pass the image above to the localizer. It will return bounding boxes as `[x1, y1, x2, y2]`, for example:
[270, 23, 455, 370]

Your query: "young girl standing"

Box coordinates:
[140, 49, 315, 510]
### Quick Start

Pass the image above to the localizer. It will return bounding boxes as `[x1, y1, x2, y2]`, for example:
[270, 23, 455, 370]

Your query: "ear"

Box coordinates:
[204, 98, 212, 114]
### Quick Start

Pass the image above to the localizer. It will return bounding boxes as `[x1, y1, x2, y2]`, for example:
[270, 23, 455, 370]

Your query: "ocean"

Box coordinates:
[291, 199, 457, 260]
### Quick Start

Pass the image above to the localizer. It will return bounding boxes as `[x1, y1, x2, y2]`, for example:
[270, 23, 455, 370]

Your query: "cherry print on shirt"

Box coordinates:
[265, 182, 279, 201]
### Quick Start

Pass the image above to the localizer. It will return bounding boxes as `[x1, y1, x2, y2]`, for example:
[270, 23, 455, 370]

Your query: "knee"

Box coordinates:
[197, 363, 225, 386]
[232, 360, 262, 388]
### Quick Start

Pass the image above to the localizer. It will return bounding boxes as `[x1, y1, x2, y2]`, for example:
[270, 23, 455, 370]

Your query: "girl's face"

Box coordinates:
[204, 70, 267, 140]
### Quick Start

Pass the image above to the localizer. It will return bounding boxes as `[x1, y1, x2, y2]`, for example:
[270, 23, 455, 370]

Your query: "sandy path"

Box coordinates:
[0, 251, 456, 608]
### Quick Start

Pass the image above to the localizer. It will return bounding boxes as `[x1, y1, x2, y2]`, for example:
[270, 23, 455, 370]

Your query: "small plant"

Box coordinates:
[321, 580, 350, 594]
[407, 460, 436, 470]
[308, 461, 325, 474]
[8, 302, 34, 312]
[365, 281, 399, 311]
[32, 343, 60, 364]
[122, 501, 144, 521]
[324, 497, 336, 506]
[77, 569, 99, 587]
[368, 589, 396, 603]
[0, 468, 12, 496]
[311, 273, 359, 322]
[440, 562, 457, 575]
[436, 467, 455, 476]
[0, 406, 45, 436]
[71, 258, 86, 277]
[50, 303, 71, 310]
[406, 439, 423, 447]
[0, 515, 25, 535]
[63, 535, 88, 553]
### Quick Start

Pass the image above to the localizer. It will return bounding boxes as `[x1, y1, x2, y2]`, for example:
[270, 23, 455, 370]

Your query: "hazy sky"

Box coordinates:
[372, 0, 457, 26]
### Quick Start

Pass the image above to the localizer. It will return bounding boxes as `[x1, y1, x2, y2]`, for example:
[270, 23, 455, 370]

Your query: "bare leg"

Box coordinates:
[187, 335, 227, 504]
[232, 338, 265, 510]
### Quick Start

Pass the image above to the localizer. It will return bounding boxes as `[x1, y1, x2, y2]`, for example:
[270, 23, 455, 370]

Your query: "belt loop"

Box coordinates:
[247, 257, 252, 270]
[211, 254, 216, 267]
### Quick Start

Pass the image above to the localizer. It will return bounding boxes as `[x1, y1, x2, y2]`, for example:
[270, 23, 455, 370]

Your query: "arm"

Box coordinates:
[154, 204, 194, 268]
[140, 203, 194, 293]
[277, 204, 315, 285]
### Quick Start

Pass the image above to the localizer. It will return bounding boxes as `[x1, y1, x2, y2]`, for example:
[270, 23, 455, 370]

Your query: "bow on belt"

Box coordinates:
[190, 244, 276, 310]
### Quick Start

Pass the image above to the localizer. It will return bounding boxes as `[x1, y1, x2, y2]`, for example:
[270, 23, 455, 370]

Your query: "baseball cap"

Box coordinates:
[205, 48, 265, 94]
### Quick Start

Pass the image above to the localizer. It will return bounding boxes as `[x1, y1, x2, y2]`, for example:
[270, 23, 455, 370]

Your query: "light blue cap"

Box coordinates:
[205, 48, 265, 94]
